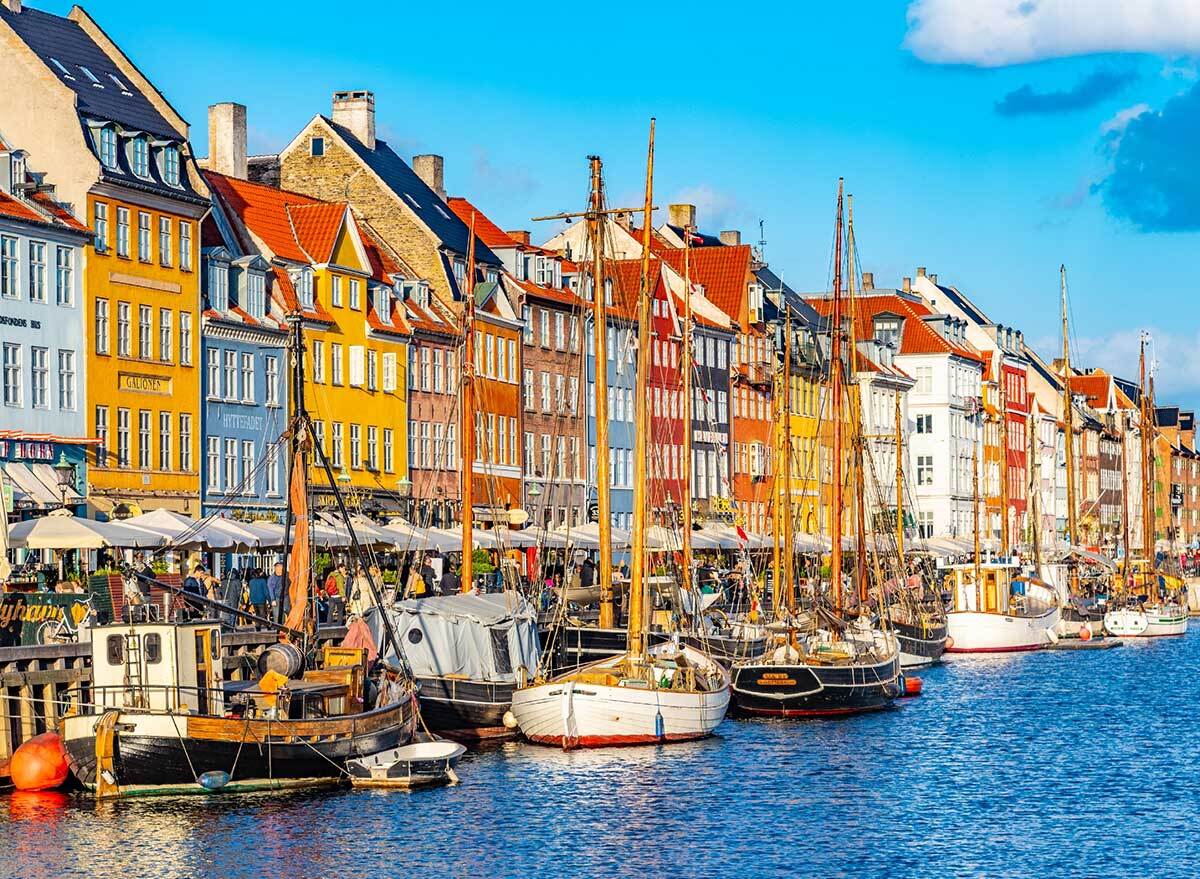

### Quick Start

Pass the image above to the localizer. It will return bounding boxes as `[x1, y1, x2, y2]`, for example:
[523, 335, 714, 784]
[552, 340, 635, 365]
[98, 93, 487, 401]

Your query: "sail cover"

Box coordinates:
[366, 593, 540, 684]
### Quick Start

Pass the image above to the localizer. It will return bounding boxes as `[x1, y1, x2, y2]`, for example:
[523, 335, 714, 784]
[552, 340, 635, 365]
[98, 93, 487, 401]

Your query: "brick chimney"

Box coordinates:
[916, 266, 926, 278]
[930, 273, 938, 285]
[412, 154, 445, 199]
[902, 277, 911, 293]
[332, 90, 375, 150]
[207, 102, 247, 180]
[861, 271, 874, 289]
[669, 203, 696, 230]
[507, 230, 531, 246]
[719, 230, 741, 246]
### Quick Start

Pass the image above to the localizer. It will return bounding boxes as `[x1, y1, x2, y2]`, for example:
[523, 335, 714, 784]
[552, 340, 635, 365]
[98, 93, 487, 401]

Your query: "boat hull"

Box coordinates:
[729, 653, 900, 718]
[1105, 604, 1187, 637]
[544, 624, 766, 673]
[414, 676, 517, 741]
[891, 619, 948, 669]
[61, 696, 418, 794]
[944, 606, 1060, 654]
[510, 646, 731, 749]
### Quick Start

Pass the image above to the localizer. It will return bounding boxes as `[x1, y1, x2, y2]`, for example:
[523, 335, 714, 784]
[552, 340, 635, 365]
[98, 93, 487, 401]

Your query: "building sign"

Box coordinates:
[0, 440, 56, 461]
[0, 593, 92, 648]
[118, 372, 173, 395]
[221, 412, 264, 432]
[0, 314, 42, 330]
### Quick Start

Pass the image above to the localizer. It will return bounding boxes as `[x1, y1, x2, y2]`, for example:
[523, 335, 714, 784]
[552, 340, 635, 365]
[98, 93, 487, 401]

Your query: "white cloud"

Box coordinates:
[668, 184, 746, 231]
[1100, 102, 1151, 138]
[905, 0, 1200, 67]
[1072, 328, 1200, 404]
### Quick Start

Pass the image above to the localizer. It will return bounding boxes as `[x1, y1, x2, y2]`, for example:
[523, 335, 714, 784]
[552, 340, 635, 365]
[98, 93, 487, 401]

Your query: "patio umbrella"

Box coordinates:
[548, 521, 633, 547]
[121, 509, 262, 552]
[8, 508, 165, 549]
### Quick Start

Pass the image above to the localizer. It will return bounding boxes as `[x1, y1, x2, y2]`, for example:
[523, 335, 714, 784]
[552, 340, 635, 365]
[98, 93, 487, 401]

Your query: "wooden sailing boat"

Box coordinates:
[728, 181, 901, 717]
[509, 121, 731, 748]
[61, 316, 419, 797]
[1104, 333, 1188, 637]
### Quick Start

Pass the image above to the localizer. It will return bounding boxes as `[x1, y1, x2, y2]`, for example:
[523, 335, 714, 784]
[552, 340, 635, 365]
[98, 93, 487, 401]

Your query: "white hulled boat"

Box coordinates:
[944, 561, 1060, 654]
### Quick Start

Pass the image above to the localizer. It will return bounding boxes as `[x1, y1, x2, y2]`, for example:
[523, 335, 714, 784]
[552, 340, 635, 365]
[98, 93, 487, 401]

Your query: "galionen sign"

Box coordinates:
[117, 372, 173, 395]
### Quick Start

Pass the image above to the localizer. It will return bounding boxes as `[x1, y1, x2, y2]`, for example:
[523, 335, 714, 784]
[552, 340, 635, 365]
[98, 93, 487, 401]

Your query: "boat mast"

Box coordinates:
[846, 197, 867, 604]
[1060, 265, 1078, 547]
[973, 435, 982, 607]
[895, 391, 905, 566]
[589, 158, 615, 628]
[627, 118, 656, 661]
[830, 179, 845, 613]
[1139, 335, 1153, 562]
[459, 214, 478, 592]
[999, 367, 1010, 557]
[680, 221, 694, 592]
[1028, 404, 1042, 570]
[1120, 421, 1131, 585]
[782, 306, 796, 611]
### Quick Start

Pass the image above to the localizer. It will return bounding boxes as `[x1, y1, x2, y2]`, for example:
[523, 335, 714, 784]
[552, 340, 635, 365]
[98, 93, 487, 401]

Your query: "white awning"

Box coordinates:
[2, 462, 60, 506]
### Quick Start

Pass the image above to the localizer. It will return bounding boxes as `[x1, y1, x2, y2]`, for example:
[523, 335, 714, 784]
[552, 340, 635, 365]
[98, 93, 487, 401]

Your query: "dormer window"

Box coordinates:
[10, 153, 25, 194]
[298, 267, 314, 309]
[453, 258, 466, 283]
[79, 66, 103, 88]
[604, 278, 613, 306]
[245, 271, 266, 319]
[393, 278, 405, 301]
[748, 283, 764, 322]
[98, 127, 117, 169]
[131, 137, 149, 178]
[486, 269, 498, 284]
[874, 316, 901, 349]
[163, 145, 180, 186]
[375, 284, 392, 325]
[207, 261, 229, 312]
[49, 58, 75, 80]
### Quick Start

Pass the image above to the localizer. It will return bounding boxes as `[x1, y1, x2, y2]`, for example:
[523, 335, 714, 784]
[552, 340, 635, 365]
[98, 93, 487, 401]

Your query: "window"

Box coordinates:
[137, 212, 151, 261]
[241, 441, 254, 492]
[95, 406, 109, 466]
[132, 137, 149, 178]
[264, 445, 279, 495]
[207, 262, 228, 311]
[541, 372, 551, 411]
[915, 413, 932, 434]
[158, 309, 172, 363]
[367, 350, 378, 391]
[367, 426, 378, 470]
[179, 312, 192, 365]
[159, 412, 172, 471]
[99, 127, 117, 169]
[331, 276, 343, 308]
[3, 343, 21, 406]
[27, 241, 46, 302]
[312, 339, 325, 383]
[55, 246, 73, 306]
[298, 268, 313, 309]
[30, 347, 47, 408]
[116, 207, 130, 258]
[523, 369, 534, 410]
[555, 312, 566, 350]
[224, 438, 238, 490]
[918, 511, 934, 539]
[58, 350, 75, 410]
[915, 366, 933, 394]
[350, 424, 361, 468]
[117, 302, 131, 356]
[206, 437, 220, 489]
[94, 299, 110, 355]
[382, 352, 397, 392]
[159, 217, 172, 266]
[331, 343, 344, 385]
[568, 377, 579, 415]
[265, 356, 279, 406]
[116, 408, 129, 467]
[507, 339, 517, 383]
[383, 428, 394, 473]
[245, 271, 265, 319]
[310, 137, 325, 157]
[179, 222, 192, 270]
[0, 236, 16, 297]
[138, 410, 151, 469]
[93, 202, 109, 252]
[348, 345, 364, 387]
[163, 146, 180, 186]
[539, 308, 550, 347]
[332, 422, 344, 467]
[241, 352, 254, 402]
[138, 305, 152, 359]
[522, 305, 533, 343]
[181, 415, 195, 474]
[349, 279, 361, 310]
[917, 455, 933, 486]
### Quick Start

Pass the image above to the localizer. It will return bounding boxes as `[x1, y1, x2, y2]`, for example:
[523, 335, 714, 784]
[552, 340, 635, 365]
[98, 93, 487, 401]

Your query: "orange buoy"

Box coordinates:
[944, 636, 955, 651]
[903, 676, 923, 697]
[1079, 626, 1093, 641]
[10, 732, 69, 792]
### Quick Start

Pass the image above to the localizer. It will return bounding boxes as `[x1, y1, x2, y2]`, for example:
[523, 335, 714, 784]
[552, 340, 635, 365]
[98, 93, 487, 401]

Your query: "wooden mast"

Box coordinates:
[680, 221, 694, 592]
[627, 118, 656, 661]
[589, 157, 615, 628]
[973, 435, 982, 609]
[1029, 403, 1042, 570]
[1060, 265, 1078, 547]
[782, 306, 796, 611]
[846, 196, 867, 604]
[1140, 335, 1153, 562]
[830, 179, 846, 612]
[1120, 420, 1131, 586]
[459, 213, 478, 592]
[999, 368, 1010, 557]
[895, 391, 905, 565]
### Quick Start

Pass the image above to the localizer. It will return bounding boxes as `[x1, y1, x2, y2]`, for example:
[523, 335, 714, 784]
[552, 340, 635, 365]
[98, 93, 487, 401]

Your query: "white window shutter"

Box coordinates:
[383, 352, 397, 392]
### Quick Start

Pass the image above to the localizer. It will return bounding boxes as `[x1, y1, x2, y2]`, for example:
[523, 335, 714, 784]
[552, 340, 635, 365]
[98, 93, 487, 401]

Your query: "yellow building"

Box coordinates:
[204, 170, 412, 513]
[1, 4, 209, 514]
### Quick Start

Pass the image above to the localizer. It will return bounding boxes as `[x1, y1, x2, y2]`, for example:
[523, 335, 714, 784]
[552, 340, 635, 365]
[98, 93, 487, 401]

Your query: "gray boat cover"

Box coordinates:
[366, 593, 540, 683]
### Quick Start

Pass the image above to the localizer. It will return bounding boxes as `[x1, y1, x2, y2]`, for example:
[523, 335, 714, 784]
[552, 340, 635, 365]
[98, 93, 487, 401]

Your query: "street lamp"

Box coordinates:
[528, 481, 542, 498]
[52, 452, 75, 509]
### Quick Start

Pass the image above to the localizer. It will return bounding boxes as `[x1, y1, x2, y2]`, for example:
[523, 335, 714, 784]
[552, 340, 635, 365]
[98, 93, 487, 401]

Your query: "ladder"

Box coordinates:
[122, 633, 146, 708]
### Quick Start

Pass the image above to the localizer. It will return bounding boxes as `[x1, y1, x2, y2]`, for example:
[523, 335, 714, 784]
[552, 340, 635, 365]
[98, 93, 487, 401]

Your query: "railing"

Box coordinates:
[0, 625, 348, 768]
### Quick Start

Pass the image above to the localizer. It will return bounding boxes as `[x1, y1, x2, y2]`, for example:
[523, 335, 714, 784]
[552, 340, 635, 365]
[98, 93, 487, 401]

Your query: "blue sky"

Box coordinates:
[46, 0, 1200, 405]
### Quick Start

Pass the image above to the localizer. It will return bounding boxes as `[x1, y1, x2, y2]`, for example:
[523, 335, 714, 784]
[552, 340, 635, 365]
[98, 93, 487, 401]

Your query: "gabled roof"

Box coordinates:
[515, 277, 585, 310]
[320, 119, 499, 266]
[808, 292, 986, 364]
[1069, 374, 1112, 410]
[286, 202, 348, 265]
[0, 5, 177, 138]
[445, 196, 517, 250]
[758, 265, 826, 330]
[656, 244, 752, 325]
[932, 283, 989, 326]
[204, 170, 332, 265]
[0, 185, 88, 234]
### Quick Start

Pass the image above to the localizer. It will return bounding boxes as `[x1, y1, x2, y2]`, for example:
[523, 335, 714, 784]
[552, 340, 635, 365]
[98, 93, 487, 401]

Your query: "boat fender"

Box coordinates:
[10, 732, 69, 791]
[944, 636, 954, 650]
[903, 676, 923, 697]
[1079, 626, 1092, 641]
[198, 770, 231, 791]
[654, 709, 665, 739]
[502, 710, 519, 730]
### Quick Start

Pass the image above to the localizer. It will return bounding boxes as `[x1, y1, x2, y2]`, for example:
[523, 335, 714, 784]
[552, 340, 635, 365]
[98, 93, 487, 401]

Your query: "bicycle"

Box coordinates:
[36, 594, 97, 645]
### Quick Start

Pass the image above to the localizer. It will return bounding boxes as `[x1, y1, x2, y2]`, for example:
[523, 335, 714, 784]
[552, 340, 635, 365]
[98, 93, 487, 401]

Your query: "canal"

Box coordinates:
[4, 631, 1199, 878]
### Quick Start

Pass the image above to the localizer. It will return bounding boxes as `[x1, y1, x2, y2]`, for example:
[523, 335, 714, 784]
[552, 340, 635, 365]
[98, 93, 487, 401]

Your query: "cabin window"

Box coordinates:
[407, 628, 423, 645]
[489, 628, 512, 675]
[145, 633, 162, 664]
[106, 634, 124, 666]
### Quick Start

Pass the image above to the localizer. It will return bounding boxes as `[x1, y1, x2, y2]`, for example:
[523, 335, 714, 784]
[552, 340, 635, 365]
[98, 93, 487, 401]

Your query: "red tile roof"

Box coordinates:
[446, 196, 517, 249]
[286, 202, 348, 264]
[657, 245, 753, 326]
[204, 171, 336, 264]
[809, 293, 986, 364]
[0, 190, 46, 225]
[1069, 374, 1110, 409]
[29, 192, 87, 232]
[514, 276, 586, 310]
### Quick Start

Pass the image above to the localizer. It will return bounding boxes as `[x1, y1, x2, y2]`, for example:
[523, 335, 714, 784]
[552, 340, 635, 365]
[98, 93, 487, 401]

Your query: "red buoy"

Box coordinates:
[1079, 626, 1093, 641]
[903, 676, 923, 697]
[10, 732, 69, 792]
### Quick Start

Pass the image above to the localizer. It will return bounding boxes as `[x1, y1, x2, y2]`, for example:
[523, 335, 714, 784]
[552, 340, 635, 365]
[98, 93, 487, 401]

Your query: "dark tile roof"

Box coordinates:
[1156, 406, 1180, 428]
[323, 119, 500, 267]
[758, 265, 826, 330]
[662, 223, 724, 247]
[1, 5, 177, 138]
[933, 283, 989, 326]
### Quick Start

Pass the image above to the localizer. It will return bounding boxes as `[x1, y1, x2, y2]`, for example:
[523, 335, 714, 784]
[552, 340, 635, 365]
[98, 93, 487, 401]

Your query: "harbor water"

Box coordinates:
[5, 631, 1200, 878]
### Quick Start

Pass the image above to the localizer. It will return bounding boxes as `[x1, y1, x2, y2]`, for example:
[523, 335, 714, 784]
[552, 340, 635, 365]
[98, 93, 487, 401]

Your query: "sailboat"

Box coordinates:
[508, 123, 731, 748]
[1104, 333, 1188, 638]
[729, 181, 901, 717]
[61, 316, 419, 797]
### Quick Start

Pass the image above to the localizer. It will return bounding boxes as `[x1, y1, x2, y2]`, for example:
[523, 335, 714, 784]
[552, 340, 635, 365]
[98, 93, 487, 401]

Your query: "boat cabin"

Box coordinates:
[90, 618, 224, 715]
[945, 562, 1033, 615]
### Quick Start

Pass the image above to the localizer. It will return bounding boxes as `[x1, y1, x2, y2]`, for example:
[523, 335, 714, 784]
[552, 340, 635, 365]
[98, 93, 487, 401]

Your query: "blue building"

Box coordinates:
[0, 135, 91, 518]
[198, 244, 289, 523]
